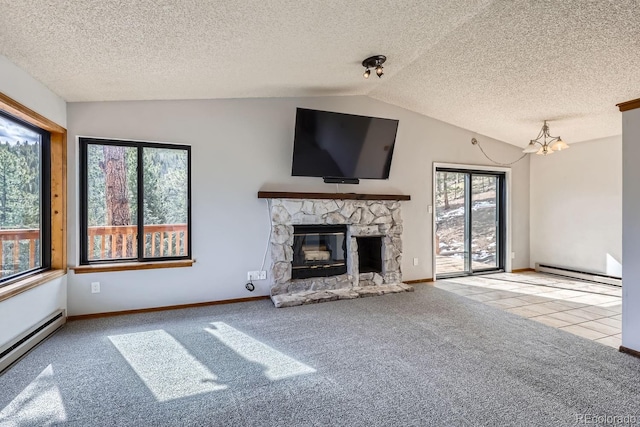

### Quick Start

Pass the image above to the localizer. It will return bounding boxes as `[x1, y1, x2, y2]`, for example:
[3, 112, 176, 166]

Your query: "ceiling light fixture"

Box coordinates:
[522, 120, 569, 156]
[362, 55, 386, 79]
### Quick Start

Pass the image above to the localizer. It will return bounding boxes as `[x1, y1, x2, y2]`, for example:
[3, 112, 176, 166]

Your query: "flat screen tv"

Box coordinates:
[291, 108, 398, 182]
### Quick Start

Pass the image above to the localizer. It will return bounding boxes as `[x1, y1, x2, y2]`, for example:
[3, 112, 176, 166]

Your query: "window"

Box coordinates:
[0, 110, 51, 285]
[79, 138, 191, 264]
[434, 168, 506, 278]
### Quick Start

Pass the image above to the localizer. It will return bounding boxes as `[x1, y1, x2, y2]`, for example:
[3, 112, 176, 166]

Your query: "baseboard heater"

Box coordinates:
[535, 263, 622, 287]
[0, 309, 66, 373]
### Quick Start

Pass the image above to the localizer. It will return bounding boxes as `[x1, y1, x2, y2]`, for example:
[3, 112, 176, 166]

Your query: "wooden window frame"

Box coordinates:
[0, 92, 67, 303]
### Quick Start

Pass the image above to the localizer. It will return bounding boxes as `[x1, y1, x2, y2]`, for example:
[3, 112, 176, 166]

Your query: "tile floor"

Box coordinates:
[435, 272, 622, 348]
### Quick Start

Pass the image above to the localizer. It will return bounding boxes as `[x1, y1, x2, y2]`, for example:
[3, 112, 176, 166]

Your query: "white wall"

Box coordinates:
[622, 108, 640, 352]
[0, 56, 68, 348]
[0, 277, 67, 345]
[0, 54, 66, 127]
[530, 135, 622, 274]
[66, 96, 530, 315]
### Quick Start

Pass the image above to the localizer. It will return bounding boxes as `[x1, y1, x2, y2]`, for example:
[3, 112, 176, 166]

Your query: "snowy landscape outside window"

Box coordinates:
[435, 170, 504, 276]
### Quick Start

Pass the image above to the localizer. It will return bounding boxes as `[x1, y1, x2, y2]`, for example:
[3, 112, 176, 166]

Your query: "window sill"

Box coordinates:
[0, 269, 67, 303]
[71, 259, 195, 274]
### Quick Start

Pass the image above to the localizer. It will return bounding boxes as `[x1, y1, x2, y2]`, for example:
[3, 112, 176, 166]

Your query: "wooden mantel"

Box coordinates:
[257, 191, 410, 201]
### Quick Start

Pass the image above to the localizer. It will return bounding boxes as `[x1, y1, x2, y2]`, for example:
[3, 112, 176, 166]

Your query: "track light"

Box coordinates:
[362, 55, 386, 79]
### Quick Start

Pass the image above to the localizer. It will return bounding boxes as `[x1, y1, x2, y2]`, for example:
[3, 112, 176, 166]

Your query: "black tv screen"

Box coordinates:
[291, 108, 398, 180]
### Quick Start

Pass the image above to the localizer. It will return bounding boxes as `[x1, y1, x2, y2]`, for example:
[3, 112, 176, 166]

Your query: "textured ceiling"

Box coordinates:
[0, 0, 638, 145]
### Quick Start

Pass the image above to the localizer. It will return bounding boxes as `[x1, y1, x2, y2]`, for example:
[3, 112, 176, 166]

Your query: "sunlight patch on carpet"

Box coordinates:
[109, 329, 227, 402]
[0, 364, 67, 426]
[205, 321, 316, 381]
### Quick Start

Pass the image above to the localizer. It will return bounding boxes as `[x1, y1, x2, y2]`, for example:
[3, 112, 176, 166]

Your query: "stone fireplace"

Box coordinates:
[260, 192, 413, 307]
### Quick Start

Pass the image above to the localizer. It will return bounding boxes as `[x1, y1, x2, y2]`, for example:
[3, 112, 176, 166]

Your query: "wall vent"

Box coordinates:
[0, 309, 66, 373]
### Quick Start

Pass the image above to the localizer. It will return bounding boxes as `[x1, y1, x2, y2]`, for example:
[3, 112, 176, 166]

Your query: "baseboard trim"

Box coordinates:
[512, 268, 535, 273]
[404, 278, 434, 284]
[535, 263, 621, 287]
[67, 295, 271, 321]
[619, 346, 640, 359]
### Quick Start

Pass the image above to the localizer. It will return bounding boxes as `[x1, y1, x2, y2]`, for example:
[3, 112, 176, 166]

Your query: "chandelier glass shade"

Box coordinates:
[522, 121, 569, 155]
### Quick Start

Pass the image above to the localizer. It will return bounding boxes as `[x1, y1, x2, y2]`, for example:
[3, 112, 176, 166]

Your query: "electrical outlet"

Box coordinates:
[427, 205, 433, 214]
[511, 252, 516, 259]
[91, 282, 100, 293]
[413, 258, 419, 266]
[248, 271, 267, 281]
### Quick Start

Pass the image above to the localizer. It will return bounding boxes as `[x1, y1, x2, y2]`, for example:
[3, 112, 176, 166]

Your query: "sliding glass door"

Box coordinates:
[435, 168, 505, 278]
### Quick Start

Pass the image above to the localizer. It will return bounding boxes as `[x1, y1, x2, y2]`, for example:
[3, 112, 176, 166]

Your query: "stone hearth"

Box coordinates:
[266, 196, 412, 307]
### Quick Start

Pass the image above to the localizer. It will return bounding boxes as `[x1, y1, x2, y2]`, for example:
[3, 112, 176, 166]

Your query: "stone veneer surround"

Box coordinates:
[268, 198, 405, 302]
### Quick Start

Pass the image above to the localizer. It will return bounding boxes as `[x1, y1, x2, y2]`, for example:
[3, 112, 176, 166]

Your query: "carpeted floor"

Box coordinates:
[1, 284, 639, 426]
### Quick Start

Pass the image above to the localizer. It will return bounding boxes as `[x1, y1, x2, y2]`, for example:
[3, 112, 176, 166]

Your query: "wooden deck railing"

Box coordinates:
[87, 224, 188, 260]
[0, 224, 188, 269]
[0, 229, 40, 272]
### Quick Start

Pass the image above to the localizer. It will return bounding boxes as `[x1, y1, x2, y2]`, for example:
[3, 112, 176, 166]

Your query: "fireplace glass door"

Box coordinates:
[292, 225, 347, 279]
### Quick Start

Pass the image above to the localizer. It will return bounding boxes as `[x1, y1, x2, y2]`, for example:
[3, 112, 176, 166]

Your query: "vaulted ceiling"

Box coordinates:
[1, 0, 638, 145]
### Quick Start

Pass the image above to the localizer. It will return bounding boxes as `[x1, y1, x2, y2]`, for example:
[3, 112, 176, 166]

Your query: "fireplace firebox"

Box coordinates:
[356, 236, 383, 273]
[292, 225, 347, 279]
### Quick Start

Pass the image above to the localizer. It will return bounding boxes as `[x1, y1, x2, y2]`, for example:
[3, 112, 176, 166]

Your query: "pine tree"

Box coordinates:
[100, 145, 133, 258]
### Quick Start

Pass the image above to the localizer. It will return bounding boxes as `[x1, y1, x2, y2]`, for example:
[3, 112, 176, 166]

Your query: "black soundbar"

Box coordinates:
[323, 176, 360, 185]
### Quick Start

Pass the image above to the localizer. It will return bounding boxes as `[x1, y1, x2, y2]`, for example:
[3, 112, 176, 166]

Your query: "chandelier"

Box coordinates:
[522, 121, 569, 155]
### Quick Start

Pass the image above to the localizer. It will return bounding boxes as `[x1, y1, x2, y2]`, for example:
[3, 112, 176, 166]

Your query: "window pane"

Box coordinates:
[142, 147, 188, 258]
[0, 114, 42, 279]
[435, 171, 468, 275]
[471, 175, 498, 270]
[87, 144, 138, 260]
